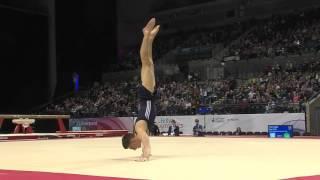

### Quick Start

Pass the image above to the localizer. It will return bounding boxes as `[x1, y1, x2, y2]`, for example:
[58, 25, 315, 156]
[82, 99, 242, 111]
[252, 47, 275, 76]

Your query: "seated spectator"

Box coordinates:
[168, 120, 180, 136]
[235, 127, 242, 135]
[193, 119, 204, 136]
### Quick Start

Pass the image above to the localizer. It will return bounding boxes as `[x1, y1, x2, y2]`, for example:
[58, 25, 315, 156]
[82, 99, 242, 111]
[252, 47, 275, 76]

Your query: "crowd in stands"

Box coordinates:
[43, 59, 320, 117]
[44, 78, 232, 117]
[45, 82, 137, 117]
[43, 8, 320, 117]
[214, 61, 320, 114]
[226, 8, 320, 60]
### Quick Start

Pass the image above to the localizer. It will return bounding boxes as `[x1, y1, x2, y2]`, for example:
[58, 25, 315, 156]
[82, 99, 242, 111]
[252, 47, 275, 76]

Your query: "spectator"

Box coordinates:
[193, 119, 204, 136]
[168, 119, 180, 136]
[235, 127, 242, 135]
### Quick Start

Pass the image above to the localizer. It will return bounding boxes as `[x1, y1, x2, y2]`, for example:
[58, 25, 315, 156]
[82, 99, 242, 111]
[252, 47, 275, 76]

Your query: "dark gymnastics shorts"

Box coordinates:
[135, 85, 157, 128]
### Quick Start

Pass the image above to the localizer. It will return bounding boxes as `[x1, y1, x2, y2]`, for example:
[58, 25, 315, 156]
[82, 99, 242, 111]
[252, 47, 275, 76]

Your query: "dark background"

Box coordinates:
[55, 0, 117, 95]
[0, 7, 48, 113]
[0, 0, 117, 114]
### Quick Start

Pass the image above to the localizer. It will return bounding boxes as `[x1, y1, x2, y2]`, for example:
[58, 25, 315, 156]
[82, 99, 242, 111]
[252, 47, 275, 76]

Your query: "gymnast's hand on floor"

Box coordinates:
[135, 147, 152, 162]
[136, 153, 152, 162]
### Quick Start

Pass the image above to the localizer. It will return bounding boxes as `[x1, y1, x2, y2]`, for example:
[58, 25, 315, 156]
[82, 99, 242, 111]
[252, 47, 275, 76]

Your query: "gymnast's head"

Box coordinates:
[122, 133, 141, 150]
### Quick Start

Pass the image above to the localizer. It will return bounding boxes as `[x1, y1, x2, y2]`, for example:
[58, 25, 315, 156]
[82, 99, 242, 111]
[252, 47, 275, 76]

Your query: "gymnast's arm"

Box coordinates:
[135, 120, 151, 160]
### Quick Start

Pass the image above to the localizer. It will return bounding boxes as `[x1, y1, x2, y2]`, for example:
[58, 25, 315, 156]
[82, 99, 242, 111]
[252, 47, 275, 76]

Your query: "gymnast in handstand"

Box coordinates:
[122, 18, 160, 161]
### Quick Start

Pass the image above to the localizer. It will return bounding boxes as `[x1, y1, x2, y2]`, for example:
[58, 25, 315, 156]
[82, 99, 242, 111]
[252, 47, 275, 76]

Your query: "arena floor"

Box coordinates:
[0, 136, 319, 180]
